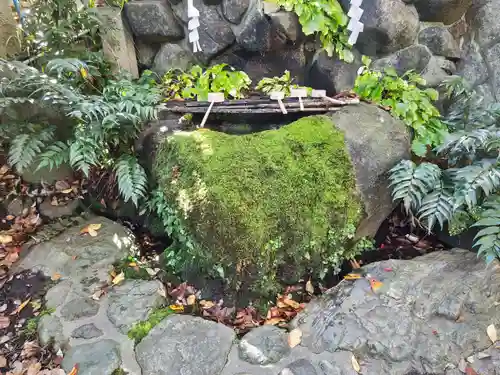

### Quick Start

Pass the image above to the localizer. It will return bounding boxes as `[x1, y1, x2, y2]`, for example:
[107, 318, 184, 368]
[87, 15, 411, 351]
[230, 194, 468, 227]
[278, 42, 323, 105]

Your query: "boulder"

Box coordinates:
[135, 40, 159, 67]
[61, 340, 122, 375]
[457, 38, 489, 86]
[124, 0, 184, 42]
[421, 55, 456, 87]
[135, 315, 235, 375]
[153, 106, 410, 293]
[233, 4, 276, 52]
[307, 50, 362, 95]
[340, 0, 420, 56]
[412, 0, 472, 25]
[466, 0, 500, 47]
[238, 325, 290, 365]
[222, 0, 251, 23]
[418, 25, 461, 58]
[483, 42, 500, 101]
[372, 44, 433, 75]
[152, 43, 196, 76]
[269, 11, 302, 42]
[291, 249, 500, 374]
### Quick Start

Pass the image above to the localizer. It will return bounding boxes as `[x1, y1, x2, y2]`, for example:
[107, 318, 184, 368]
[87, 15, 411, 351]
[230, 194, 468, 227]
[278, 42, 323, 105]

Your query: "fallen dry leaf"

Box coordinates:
[80, 223, 102, 236]
[0, 165, 9, 175]
[26, 362, 41, 375]
[186, 295, 196, 306]
[487, 324, 497, 343]
[283, 298, 300, 309]
[169, 304, 184, 312]
[111, 272, 125, 285]
[288, 328, 302, 348]
[458, 358, 467, 373]
[91, 289, 105, 301]
[0, 355, 6, 367]
[61, 188, 73, 194]
[264, 317, 285, 325]
[305, 279, 314, 294]
[146, 268, 158, 276]
[369, 278, 384, 292]
[51, 273, 62, 281]
[466, 367, 478, 375]
[21, 341, 40, 359]
[0, 234, 13, 244]
[13, 298, 31, 315]
[55, 180, 70, 191]
[199, 300, 215, 309]
[68, 364, 79, 375]
[351, 354, 361, 373]
[0, 317, 11, 329]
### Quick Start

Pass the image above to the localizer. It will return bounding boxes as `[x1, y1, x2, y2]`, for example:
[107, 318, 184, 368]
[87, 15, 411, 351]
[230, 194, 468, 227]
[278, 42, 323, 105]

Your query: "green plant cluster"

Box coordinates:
[273, 0, 353, 62]
[162, 64, 251, 101]
[18, 0, 103, 65]
[154, 115, 365, 295]
[354, 60, 448, 156]
[1, 59, 160, 206]
[389, 78, 500, 263]
[127, 306, 175, 344]
[255, 70, 312, 97]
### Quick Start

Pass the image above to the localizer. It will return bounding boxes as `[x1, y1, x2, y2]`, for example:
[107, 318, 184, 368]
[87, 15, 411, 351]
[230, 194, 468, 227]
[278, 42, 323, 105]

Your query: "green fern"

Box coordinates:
[417, 178, 454, 230]
[473, 196, 500, 263]
[37, 141, 70, 171]
[453, 160, 500, 209]
[69, 137, 100, 176]
[114, 155, 148, 206]
[8, 127, 55, 172]
[389, 160, 442, 213]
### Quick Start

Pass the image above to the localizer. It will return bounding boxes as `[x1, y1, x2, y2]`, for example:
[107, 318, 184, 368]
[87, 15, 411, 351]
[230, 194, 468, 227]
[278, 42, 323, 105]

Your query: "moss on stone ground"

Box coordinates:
[154, 115, 363, 295]
[127, 307, 175, 344]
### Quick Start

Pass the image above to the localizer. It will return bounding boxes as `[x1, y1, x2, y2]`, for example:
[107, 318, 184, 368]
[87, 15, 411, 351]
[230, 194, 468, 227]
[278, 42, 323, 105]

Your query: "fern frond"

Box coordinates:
[417, 177, 454, 230]
[436, 129, 493, 164]
[46, 58, 88, 77]
[114, 155, 148, 206]
[473, 196, 500, 264]
[453, 160, 500, 209]
[8, 127, 55, 172]
[69, 137, 100, 176]
[37, 141, 70, 171]
[389, 160, 442, 213]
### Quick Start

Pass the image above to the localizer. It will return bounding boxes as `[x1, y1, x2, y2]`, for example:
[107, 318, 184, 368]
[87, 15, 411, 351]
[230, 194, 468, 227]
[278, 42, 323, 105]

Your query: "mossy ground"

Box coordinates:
[154, 115, 363, 295]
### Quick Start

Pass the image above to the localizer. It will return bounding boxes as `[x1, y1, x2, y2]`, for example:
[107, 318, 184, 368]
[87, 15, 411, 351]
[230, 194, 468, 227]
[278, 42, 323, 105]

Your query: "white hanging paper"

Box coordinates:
[347, 0, 364, 46]
[187, 0, 202, 52]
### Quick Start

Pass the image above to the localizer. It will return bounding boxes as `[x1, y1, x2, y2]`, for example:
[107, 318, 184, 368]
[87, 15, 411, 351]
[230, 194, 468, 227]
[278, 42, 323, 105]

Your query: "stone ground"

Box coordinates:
[16, 218, 500, 375]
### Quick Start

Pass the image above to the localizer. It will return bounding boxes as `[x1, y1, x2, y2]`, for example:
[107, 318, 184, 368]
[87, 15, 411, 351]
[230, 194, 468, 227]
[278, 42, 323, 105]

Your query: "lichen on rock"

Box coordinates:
[154, 115, 364, 295]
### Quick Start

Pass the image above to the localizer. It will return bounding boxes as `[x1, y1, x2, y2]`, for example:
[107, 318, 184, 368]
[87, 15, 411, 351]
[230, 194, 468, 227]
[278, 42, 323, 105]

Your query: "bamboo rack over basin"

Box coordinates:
[159, 96, 360, 114]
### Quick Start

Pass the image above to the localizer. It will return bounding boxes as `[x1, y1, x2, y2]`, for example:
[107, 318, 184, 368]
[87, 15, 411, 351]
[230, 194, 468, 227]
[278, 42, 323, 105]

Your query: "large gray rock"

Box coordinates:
[124, 0, 184, 42]
[60, 297, 100, 321]
[71, 323, 103, 339]
[222, 0, 251, 23]
[467, 0, 500, 47]
[421, 55, 456, 87]
[292, 250, 500, 374]
[329, 103, 411, 238]
[269, 11, 302, 42]
[307, 50, 362, 95]
[483, 42, 500, 101]
[38, 315, 67, 350]
[61, 340, 122, 375]
[135, 40, 159, 67]
[418, 25, 460, 58]
[238, 325, 290, 365]
[412, 0, 472, 25]
[152, 43, 196, 76]
[233, 5, 275, 52]
[341, 0, 420, 55]
[107, 280, 167, 334]
[135, 315, 236, 375]
[372, 44, 433, 75]
[457, 38, 489, 86]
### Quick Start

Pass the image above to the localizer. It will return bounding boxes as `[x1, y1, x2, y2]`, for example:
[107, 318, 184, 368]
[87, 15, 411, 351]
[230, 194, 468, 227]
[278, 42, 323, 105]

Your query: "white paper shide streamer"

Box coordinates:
[187, 0, 202, 52]
[347, 0, 364, 45]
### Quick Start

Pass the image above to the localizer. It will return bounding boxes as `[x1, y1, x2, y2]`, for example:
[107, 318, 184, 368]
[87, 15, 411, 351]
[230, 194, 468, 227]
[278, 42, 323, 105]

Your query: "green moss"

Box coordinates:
[127, 307, 175, 344]
[154, 115, 363, 294]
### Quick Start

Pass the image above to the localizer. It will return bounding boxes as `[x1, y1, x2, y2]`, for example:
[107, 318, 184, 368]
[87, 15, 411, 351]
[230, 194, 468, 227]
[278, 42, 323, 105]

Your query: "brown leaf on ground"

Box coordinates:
[111, 272, 125, 286]
[51, 273, 62, 281]
[0, 355, 6, 367]
[305, 279, 314, 294]
[26, 361, 41, 375]
[55, 180, 70, 191]
[283, 298, 300, 309]
[80, 223, 102, 236]
[186, 295, 196, 306]
[264, 317, 285, 325]
[12, 298, 31, 315]
[351, 354, 361, 373]
[0, 234, 13, 244]
[487, 324, 497, 343]
[288, 328, 302, 348]
[199, 300, 215, 309]
[21, 341, 40, 359]
[0, 316, 10, 329]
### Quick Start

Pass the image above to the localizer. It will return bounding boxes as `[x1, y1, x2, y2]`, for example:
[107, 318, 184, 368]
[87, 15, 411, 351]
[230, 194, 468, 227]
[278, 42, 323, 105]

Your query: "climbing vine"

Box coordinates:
[274, 0, 353, 62]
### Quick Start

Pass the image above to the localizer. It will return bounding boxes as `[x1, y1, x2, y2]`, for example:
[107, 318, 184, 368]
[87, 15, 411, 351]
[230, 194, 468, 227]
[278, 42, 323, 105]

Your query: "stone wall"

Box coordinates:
[122, 0, 498, 96]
